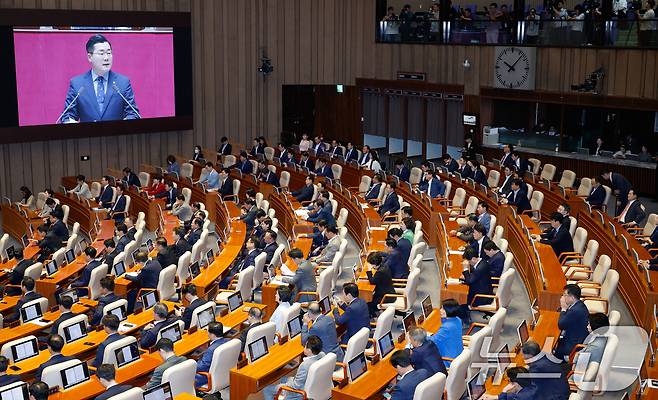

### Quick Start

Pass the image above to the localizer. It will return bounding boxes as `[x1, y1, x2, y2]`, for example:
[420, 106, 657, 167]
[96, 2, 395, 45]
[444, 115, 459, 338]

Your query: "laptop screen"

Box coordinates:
[160, 323, 182, 343]
[115, 343, 140, 368]
[0, 382, 29, 400]
[45, 260, 58, 276]
[497, 344, 511, 374]
[60, 362, 90, 389]
[206, 249, 215, 266]
[10, 337, 38, 362]
[517, 320, 529, 346]
[421, 296, 433, 319]
[248, 336, 269, 363]
[227, 291, 243, 313]
[142, 382, 173, 400]
[377, 331, 395, 358]
[467, 374, 486, 400]
[146, 239, 154, 252]
[141, 290, 159, 311]
[20, 303, 42, 323]
[347, 352, 367, 382]
[131, 249, 141, 264]
[21, 234, 29, 248]
[113, 261, 126, 276]
[319, 296, 331, 315]
[59, 288, 79, 304]
[108, 304, 127, 322]
[189, 261, 201, 278]
[403, 312, 417, 334]
[287, 315, 303, 339]
[65, 249, 76, 264]
[5, 245, 15, 260]
[63, 321, 88, 343]
[196, 305, 215, 329]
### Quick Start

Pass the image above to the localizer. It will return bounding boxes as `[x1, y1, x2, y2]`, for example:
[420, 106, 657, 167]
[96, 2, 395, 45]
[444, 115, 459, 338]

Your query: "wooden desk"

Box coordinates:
[332, 310, 442, 400]
[0, 204, 35, 243]
[229, 336, 305, 400]
[174, 394, 203, 400]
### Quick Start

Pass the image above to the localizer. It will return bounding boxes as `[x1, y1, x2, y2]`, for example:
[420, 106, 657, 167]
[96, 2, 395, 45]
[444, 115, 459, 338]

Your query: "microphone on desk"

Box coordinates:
[55, 86, 85, 124]
[112, 81, 142, 119]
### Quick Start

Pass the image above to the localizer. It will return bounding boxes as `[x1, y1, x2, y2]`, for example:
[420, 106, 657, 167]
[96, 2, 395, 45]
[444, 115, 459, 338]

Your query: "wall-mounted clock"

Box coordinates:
[494, 47, 536, 90]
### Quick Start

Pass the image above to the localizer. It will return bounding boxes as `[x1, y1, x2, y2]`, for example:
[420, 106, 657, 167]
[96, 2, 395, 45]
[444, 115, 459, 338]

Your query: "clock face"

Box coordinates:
[495, 47, 531, 89]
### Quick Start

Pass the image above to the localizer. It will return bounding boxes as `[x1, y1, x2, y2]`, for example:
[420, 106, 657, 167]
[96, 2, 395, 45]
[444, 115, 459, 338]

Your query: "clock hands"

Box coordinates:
[503, 61, 514, 71]
[507, 55, 523, 72]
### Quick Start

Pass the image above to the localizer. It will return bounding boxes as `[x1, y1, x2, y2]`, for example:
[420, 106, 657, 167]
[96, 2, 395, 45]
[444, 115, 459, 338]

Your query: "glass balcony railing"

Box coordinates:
[377, 17, 658, 48]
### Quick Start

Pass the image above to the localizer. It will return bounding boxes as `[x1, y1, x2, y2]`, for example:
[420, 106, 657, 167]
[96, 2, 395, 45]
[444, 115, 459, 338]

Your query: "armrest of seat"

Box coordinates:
[379, 293, 404, 308]
[558, 252, 583, 264]
[581, 297, 608, 313]
[564, 268, 593, 280]
[333, 362, 348, 383]
[464, 322, 487, 336]
[521, 209, 540, 219]
[294, 292, 319, 302]
[649, 248, 658, 256]
[627, 227, 644, 233]
[568, 344, 587, 364]
[469, 294, 499, 310]
[223, 194, 239, 202]
[368, 199, 382, 206]
[195, 371, 213, 392]
[276, 386, 308, 400]
[382, 214, 398, 223]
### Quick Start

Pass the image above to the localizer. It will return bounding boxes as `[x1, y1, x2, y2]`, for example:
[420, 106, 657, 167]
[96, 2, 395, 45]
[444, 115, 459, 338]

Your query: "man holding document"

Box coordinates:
[59, 34, 140, 123]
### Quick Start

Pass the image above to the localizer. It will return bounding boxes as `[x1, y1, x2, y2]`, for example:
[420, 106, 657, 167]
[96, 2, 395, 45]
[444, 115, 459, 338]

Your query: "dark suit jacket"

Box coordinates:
[507, 189, 531, 214]
[487, 250, 505, 278]
[181, 298, 206, 329]
[239, 321, 262, 352]
[187, 228, 202, 247]
[97, 185, 114, 208]
[122, 173, 141, 188]
[8, 259, 34, 286]
[93, 333, 124, 367]
[94, 384, 134, 400]
[51, 311, 78, 335]
[315, 165, 334, 179]
[555, 300, 589, 359]
[52, 220, 69, 241]
[445, 159, 459, 172]
[38, 231, 62, 256]
[396, 238, 412, 266]
[264, 171, 280, 187]
[468, 237, 492, 260]
[344, 148, 359, 162]
[334, 298, 370, 344]
[173, 238, 192, 258]
[367, 265, 396, 306]
[514, 157, 529, 173]
[279, 150, 292, 164]
[620, 200, 646, 225]
[498, 174, 514, 195]
[473, 168, 488, 187]
[419, 178, 445, 198]
[219, 177, 234, 198]
[500, 153, 514, 169]
[462, 259, 493, 306]
[60, 70, 139, 123]
[110, 195, 127, 221]
[92, 293, 121, 326]
[35, 353, 76, 381]
[156, 247, 177, 269]
[71, 259, 105, 288]
[410, 340, 448, 376]
[292, 184, 314, 202]
[384, 249, 408, 279]
[298, 158, 313, 170]
[238, 160, 253, 174]
[126, 260, 162, 289]
[528, 353, 571, 400]
[365, 183, 382, 200]
[395, 166, 411, 182]
[139, 319, 172, 349]
[540, 226, 574, 258]
[379, 192, 400, 215]
[391, 368, 431, 400]
[587, 185, 606, 207]
[610, 172, 631, 196]
[218, 143, 232, 156]
[456, 165, 472, 179]
[498, 386, 539, 400]
[155, 188, 177, 208]
[116, 235, 130, 253]
[330, 146, 344, 158]
[262, 242, 278, 265]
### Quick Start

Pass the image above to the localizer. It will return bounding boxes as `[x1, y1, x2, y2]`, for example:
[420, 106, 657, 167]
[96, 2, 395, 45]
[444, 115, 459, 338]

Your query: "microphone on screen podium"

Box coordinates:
[112, 81, 142, 119]
[55, 86, 84, 124]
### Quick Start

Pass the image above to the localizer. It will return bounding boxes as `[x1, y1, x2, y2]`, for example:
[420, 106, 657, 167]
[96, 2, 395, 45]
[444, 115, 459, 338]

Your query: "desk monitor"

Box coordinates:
[287, 314, 303, 339]
[196, 305, 215, 329]
[529, 299, 538, 328]
[141, 290, 159, 311]
[21, 234, 29, 248]
[20, 303, 42, 323]
[0, 382, 29, 400]
[247, 336, 269, 363]
[377, 331, 395, 358]
[467, 374, 486, 400]
[496, 344, 511, 375]
[402, 312, 417, 334]
[131, 249, 141, 265]
[160, 323, 182, 343]
[45, 260, 58, 276]
[146, 239, 154, 252]
[63, 321, 88, 343]
[108, 304, 127, 322]
[58, 288, 79, 304]
[78, 238, 88, 252]
[421, 296, 433, 320]
[347, 352, 367, 382]
[206, 249, 215, 266]
[64, 249, 75, 265]
[319, 296, 332, 315]
[227, 291, 243, 313]
[352, 263, 359, 282]
[517, 320, 529, 346]
[577, 147, 590, 155]
[143, 382, 173, 400]
[10, 337, 38, 362]
[60, 362, 90, 389]
[189, 261, 201, 278]
[113, 261, 126, 277]
[115, 342, 140, 368]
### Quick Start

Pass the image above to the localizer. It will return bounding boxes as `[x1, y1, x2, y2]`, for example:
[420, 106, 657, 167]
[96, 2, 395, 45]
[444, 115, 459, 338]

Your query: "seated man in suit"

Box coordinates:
[586, 176, 606, 209]
[277, 143, 292, 164]
[199, 162, 221, 192]
[235, 151, 254, 174]
[429, 299, 464, 367]
[48, 209, 69, 242]
[482, 367, 538, 400]
[35, 223, 62, 263]
[154, 237, 176, 270]
[113, 223, 130, 254]
[455, 156, 472, 179]
[101, 238, 119, 268]
[125, 251, 162, 312]
[302, 301, 343, 362]
[170, 194, 193, 222]
[311, 226, 340, 265]
[344, 142, 359, 162]
[364, 174, 384, 201]
[144, 338, 187, 390]
[521, 340, 570, 400]
[96, 364, 134, 400]
[68, 174, 93, 199]
[329, 140, 344, 158]
[140, 303, 173, 350]
[555, 203, 572, 233]
[500, 179, 531, 213]
[6, 276, 43, 324]
[315, 159, 334, 179]
[496, 165, 514, 196]
[91, 277, 120, 326]
[441, 153, 459, 173]
[0, 356, 21, 387]
[218, 136, 232, 155]
[538, 212, 574, 258]
[107, 183, 127, 221]
[394, 158, 411, 182]
[186, 218, 204, 247]
[470, 160, 488, 187]
[6, 247, 36, 295]
[261, 230, 279, 264]
[383, 238, 408, 279]
[92, 314, 123, 368]
[154, 180, 177, 209]
[298, 151, 314, 170]
[70, 246, 105, 291]
[419, 171, 445, 198]
[239, 307, 264, 353]
[476, 201, 492, 235]
[121, 168, 141, 188]
[195, 322, 230, 387]
[483, 241, 505, 278]
[175, 284, 206, 330]
[500, 144, 514, 168]
[259, 163, 280, 187]
[292, 174, 315, 202]
[408, 327, 448, 376]
[263, 335, 325, 400]
[618, 189, 646, 226]
[378, 182, 400, 216]
[283, 248, 317, 302]
[450, 214, 478, 243]
[35, 335, 76, 381]
[171, 226, 192, 259]
[306, 195, 335, 226]
[218, 168, 234, 199]
[50, 295, 77, 336]
[460, 247, 493, 320]
[220, 236, 261, 288]
[387, 350, 431, 400]
[365, 252, 396, 317]
[511, 151, 529, 173]
[96, 176, 114, 208]
[554, 284, 590, 361]
[466, 223, 491, 260]
[311, 136, 325, 155]
[388, 228, 411, 267]
[333, 283, 369, 344]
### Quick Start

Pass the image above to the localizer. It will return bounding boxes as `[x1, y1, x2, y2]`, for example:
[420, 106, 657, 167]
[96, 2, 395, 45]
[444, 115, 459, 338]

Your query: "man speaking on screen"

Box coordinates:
[59, 34, 140, 123]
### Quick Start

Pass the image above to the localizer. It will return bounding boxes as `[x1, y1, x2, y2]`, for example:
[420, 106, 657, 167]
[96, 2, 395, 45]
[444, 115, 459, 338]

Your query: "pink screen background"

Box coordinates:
[14, 30, 175, 126]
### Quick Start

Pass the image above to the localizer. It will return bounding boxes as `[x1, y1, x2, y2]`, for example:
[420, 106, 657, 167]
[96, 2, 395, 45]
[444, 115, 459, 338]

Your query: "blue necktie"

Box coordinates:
[96, 76, 105, 113]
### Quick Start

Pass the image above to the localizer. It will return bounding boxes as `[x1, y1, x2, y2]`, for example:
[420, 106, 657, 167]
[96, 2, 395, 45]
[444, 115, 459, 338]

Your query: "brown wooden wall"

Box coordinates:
[314, 85, 362, 147]
[1, 0, 657, 201]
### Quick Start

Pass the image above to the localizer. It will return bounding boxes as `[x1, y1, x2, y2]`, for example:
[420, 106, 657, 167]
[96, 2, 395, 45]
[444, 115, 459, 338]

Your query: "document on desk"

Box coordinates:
[280, 264, 295, 277]
[446, 278, 462, 285]
[269, 277, 287, 286]
[295, 209, 309, 218]
[369, 226, 386, 231]
[118, 322, 135, 334]
[360, 203, 370, 209]
[449, 250, 464, 255]
[30, 319, 51, 327]
[125, 272, 139, 278]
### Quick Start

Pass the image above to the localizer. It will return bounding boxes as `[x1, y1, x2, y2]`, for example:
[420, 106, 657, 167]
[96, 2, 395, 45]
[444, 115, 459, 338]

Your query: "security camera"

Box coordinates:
[463, 59, 471, 69]
[258, 58, 274, 76]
